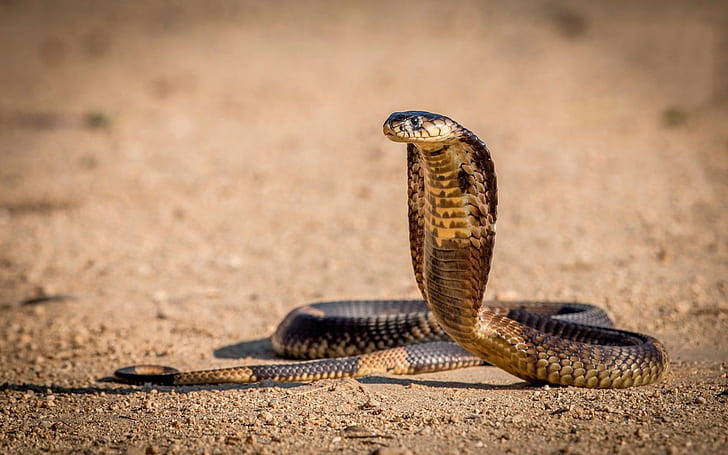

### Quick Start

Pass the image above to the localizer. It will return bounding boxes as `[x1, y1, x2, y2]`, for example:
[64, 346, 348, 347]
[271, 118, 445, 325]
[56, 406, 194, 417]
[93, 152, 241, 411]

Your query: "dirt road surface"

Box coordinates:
[1, 1, 726, 454]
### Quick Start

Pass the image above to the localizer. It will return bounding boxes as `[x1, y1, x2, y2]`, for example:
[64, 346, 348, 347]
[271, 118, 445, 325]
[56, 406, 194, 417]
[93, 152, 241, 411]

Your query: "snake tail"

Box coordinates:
[114, 342, 483, 385]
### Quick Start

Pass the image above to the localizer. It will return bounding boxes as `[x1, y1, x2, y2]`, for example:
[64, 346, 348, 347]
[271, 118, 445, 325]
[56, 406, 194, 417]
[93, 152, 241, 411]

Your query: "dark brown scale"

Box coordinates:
[457, 168, 471, 192]
[272, 300, 449, 359]
[249, 357, 361, 381]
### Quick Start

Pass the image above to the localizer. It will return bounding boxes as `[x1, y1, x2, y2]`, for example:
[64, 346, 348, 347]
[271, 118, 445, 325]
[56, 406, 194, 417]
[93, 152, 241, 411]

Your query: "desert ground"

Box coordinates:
[1, 1, 726, 454]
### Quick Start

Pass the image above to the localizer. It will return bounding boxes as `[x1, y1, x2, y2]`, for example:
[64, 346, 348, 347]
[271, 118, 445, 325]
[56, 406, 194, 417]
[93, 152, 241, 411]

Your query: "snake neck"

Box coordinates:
[417, 138, 497, 346]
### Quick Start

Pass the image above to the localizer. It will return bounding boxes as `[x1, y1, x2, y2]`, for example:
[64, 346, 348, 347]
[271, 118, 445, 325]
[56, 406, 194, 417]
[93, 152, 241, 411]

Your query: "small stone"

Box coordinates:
[551, 406, 571, 415]
[152, 290, 168, 303]
[695, 396, 706, 405]
[259, 411, 274, 423]
[366, 399, 381, 408]
[370, 448, 413, 455]
[332, 436, 342, 443]
[36, 400, 56, 408]
[202, 287, 221, 298]
[344, 425, 368, 434]
[225, 435, 241, 445]
[228, 255, 242, 269]
[72, 334, 85, 347]
[656, 247, 669, 262]
[675, 301, 691, 314]
[137, 264, 153, 276]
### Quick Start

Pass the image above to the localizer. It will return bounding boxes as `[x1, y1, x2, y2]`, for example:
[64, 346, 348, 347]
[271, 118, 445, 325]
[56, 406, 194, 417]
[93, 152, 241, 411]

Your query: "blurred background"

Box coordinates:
[1, 1, 727, 453]
[1, 0, 726, 372]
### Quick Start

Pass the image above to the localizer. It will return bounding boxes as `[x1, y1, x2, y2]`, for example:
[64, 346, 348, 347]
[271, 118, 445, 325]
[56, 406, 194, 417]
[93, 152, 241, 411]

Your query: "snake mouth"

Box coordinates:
[382, 123, 409, 142]
[383, 110, 459, 144]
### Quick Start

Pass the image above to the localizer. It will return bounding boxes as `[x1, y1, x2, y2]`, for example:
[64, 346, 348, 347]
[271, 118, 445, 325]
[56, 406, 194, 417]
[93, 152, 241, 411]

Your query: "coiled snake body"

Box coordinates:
[115, 111, 669, 388]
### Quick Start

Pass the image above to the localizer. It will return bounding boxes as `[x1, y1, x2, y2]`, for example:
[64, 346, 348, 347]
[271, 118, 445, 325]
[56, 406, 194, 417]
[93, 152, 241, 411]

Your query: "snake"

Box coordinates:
[114, 111, 669, 388]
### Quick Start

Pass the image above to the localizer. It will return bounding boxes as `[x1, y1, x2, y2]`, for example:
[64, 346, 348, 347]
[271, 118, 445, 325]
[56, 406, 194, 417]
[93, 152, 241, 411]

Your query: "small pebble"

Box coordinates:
[258, 411, 274, 423]
[370, 448, 413, 455]
[366, 399, 381, 408]
[228, 255, 242, 269]
[152, 290, 168, 303]
[136, 264, 153, 276]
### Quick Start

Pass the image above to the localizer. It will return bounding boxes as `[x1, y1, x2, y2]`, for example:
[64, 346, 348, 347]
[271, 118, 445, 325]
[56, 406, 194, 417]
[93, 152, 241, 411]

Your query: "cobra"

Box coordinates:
[114, 111, 669, 388]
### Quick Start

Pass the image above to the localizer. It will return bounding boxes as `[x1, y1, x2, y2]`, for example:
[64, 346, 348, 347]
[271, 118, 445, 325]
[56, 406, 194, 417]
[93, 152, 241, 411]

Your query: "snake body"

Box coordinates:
[114, 111, 669, 388]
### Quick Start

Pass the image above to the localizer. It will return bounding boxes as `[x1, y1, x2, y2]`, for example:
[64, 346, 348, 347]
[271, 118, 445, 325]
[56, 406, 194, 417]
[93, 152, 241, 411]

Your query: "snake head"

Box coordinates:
[383, 111, 461, 144]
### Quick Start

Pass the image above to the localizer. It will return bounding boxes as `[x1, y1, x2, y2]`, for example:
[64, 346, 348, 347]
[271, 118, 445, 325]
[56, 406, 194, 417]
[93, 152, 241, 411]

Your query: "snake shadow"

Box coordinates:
[213, 337, 276, 360]
[3, 374, 537, 398]
[358, 376, 538, 390]
[1, 381, 305, 396]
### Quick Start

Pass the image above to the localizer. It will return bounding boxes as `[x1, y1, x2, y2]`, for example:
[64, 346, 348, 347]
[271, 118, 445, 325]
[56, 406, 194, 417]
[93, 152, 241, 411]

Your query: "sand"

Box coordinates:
[1, 1, 726, 453]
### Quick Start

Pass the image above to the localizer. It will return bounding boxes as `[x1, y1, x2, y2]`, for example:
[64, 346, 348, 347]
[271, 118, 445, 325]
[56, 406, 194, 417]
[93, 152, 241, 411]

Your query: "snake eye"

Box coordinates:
[409, 117, 422, 128]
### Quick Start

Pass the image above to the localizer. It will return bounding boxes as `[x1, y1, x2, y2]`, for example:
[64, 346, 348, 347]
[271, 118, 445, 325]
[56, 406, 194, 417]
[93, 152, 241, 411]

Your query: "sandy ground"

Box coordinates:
[1, 1, 727, 454]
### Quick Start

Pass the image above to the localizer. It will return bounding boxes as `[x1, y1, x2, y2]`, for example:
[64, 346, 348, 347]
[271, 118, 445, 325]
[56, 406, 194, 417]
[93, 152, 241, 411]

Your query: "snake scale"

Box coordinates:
[114, 111, 669, 388]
